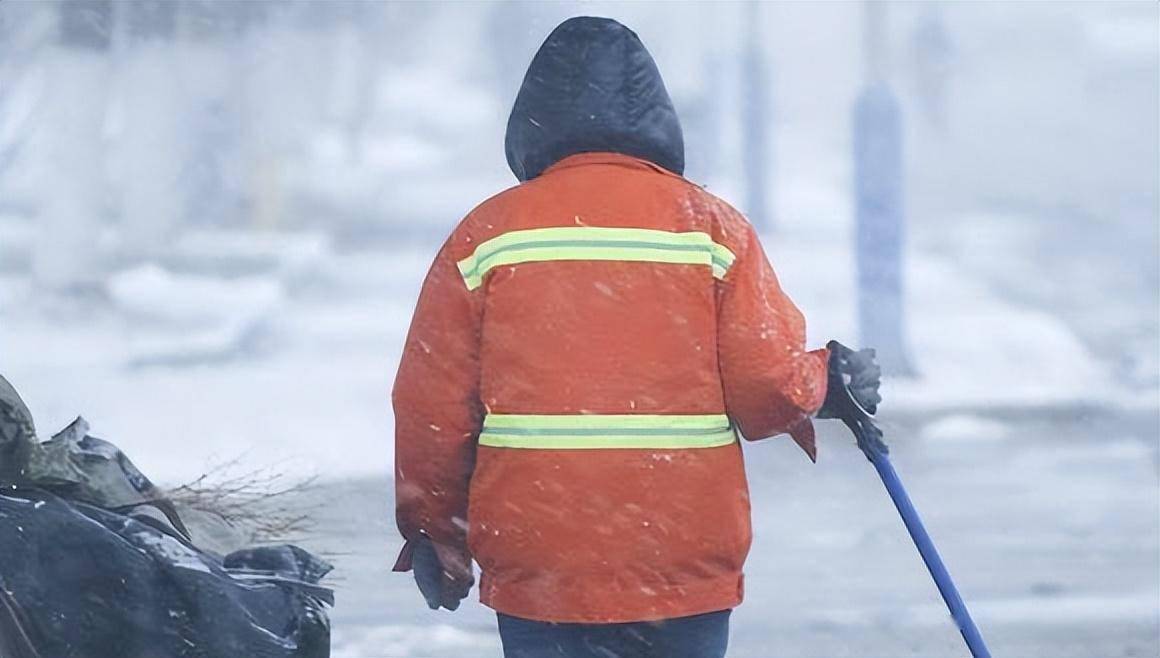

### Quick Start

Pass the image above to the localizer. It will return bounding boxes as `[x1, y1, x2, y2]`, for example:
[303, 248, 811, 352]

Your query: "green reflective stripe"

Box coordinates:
[456, 228, 736, 290]
[467, 227, 713, 261]
[488, 426, 727, 436]
[479, 430, 736, 450]
[461, 245, 716, 290]
[710, 242, 736, 274]
[478, 413, 736, 450]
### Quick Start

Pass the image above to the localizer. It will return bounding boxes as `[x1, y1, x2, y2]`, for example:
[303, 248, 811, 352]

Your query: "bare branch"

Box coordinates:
[167, 455, 321, 546]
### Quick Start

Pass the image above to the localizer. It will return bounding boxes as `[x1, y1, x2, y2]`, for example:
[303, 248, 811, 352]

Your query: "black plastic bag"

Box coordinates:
[0, 488, 332, 658]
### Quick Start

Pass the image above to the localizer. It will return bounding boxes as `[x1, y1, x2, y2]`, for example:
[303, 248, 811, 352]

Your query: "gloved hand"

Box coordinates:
[817, 340, 882, 419]
[411, 536, 474, 611]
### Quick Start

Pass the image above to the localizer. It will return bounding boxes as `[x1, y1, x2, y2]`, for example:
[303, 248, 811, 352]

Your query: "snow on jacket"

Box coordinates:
[393, 17, 829, 623]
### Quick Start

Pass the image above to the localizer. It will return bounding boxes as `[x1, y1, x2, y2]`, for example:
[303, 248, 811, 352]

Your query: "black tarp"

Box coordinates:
[0, 488, 331, 658]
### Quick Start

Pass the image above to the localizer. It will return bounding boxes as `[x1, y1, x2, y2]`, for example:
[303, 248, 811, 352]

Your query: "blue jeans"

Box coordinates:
[497, 610, 731, 658]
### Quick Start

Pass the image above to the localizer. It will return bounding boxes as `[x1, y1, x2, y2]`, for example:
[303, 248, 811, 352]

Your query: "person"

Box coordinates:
[392, 16, 881, 658]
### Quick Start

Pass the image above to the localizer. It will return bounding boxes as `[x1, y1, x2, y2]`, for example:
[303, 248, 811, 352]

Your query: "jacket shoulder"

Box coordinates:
[442, 183, 531, 259]
[677, 185, 757, 260]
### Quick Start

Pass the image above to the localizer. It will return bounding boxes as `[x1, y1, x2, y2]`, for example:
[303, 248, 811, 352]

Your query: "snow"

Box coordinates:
[919, 415, 1010, 443]
[770, 215, 1142, 414]
[0, 2, 1154, 656]
[893, 260, 1122, 410]
[107, 264, 285, 328]
[0, 159, 1151, 484]
[0, 214, 34, 271]
[287, 404, 1158, 658]
[969, 591, 1160, 626]
[815, 590, 1160, 628]
[132, 530, 216, 575]
[170, 229, 332, 278]
[332, 624, 498, 658]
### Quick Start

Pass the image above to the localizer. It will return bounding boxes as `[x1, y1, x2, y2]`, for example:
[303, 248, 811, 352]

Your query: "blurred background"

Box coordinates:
[0, 2, 1156, 657]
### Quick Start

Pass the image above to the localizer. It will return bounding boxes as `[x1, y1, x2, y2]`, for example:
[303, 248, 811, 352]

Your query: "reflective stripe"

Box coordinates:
[479, 413, 736, 449]
[457, 227, 736, 290]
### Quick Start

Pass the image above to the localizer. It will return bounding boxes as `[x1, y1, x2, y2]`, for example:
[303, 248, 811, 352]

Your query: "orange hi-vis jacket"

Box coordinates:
[393, 152, 830, 623]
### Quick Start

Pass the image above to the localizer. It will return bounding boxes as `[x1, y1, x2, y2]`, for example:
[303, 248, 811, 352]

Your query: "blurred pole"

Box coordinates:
[853, 1, 914, 375]
[741, 1, 771, 229]
[32, 0, 113, 294]
[116, 0, 182, 260]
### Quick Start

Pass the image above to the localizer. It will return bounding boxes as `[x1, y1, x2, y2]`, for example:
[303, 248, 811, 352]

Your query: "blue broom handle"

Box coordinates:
[868, 449, 992, 658]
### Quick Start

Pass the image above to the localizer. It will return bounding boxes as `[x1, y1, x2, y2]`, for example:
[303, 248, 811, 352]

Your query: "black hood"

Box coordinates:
[505, 16, 685, 182]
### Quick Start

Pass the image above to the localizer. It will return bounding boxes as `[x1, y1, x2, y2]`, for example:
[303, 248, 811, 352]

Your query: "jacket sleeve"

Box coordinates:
[392, 238, 484, 570]
[717, 224, 829, 461]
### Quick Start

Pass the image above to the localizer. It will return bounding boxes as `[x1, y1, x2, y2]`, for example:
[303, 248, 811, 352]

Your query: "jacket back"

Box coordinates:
[393, 152, 828, 623]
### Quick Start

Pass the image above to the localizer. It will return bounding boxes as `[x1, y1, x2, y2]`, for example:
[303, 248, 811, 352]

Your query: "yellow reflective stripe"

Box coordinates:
[479, 429, 736, 450]
[456, 228, 736, 290]
[461, 246, 715, 289]
[479, 413, 736, 450]
[710, 242, 736, 276]
[466, 227, 715, 262]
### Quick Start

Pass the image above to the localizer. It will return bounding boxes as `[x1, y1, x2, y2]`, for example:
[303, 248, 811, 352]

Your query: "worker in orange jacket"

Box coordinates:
[393, 16, 882, 658]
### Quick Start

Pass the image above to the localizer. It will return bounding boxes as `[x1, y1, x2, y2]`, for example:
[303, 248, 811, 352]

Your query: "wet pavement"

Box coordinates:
[302, 405, 1159, 658]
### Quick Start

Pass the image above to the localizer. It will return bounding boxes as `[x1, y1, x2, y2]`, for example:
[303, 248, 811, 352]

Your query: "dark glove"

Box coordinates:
[411, 536, 474, 611]
[817, 340, 882, 419]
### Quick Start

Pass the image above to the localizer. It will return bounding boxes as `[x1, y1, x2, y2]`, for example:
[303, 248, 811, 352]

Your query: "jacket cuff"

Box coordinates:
[796, 347, 831, 416]
[784, 347, 829, 462]
[392, 538, 417, 572]
[787, 417, 818, 463]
